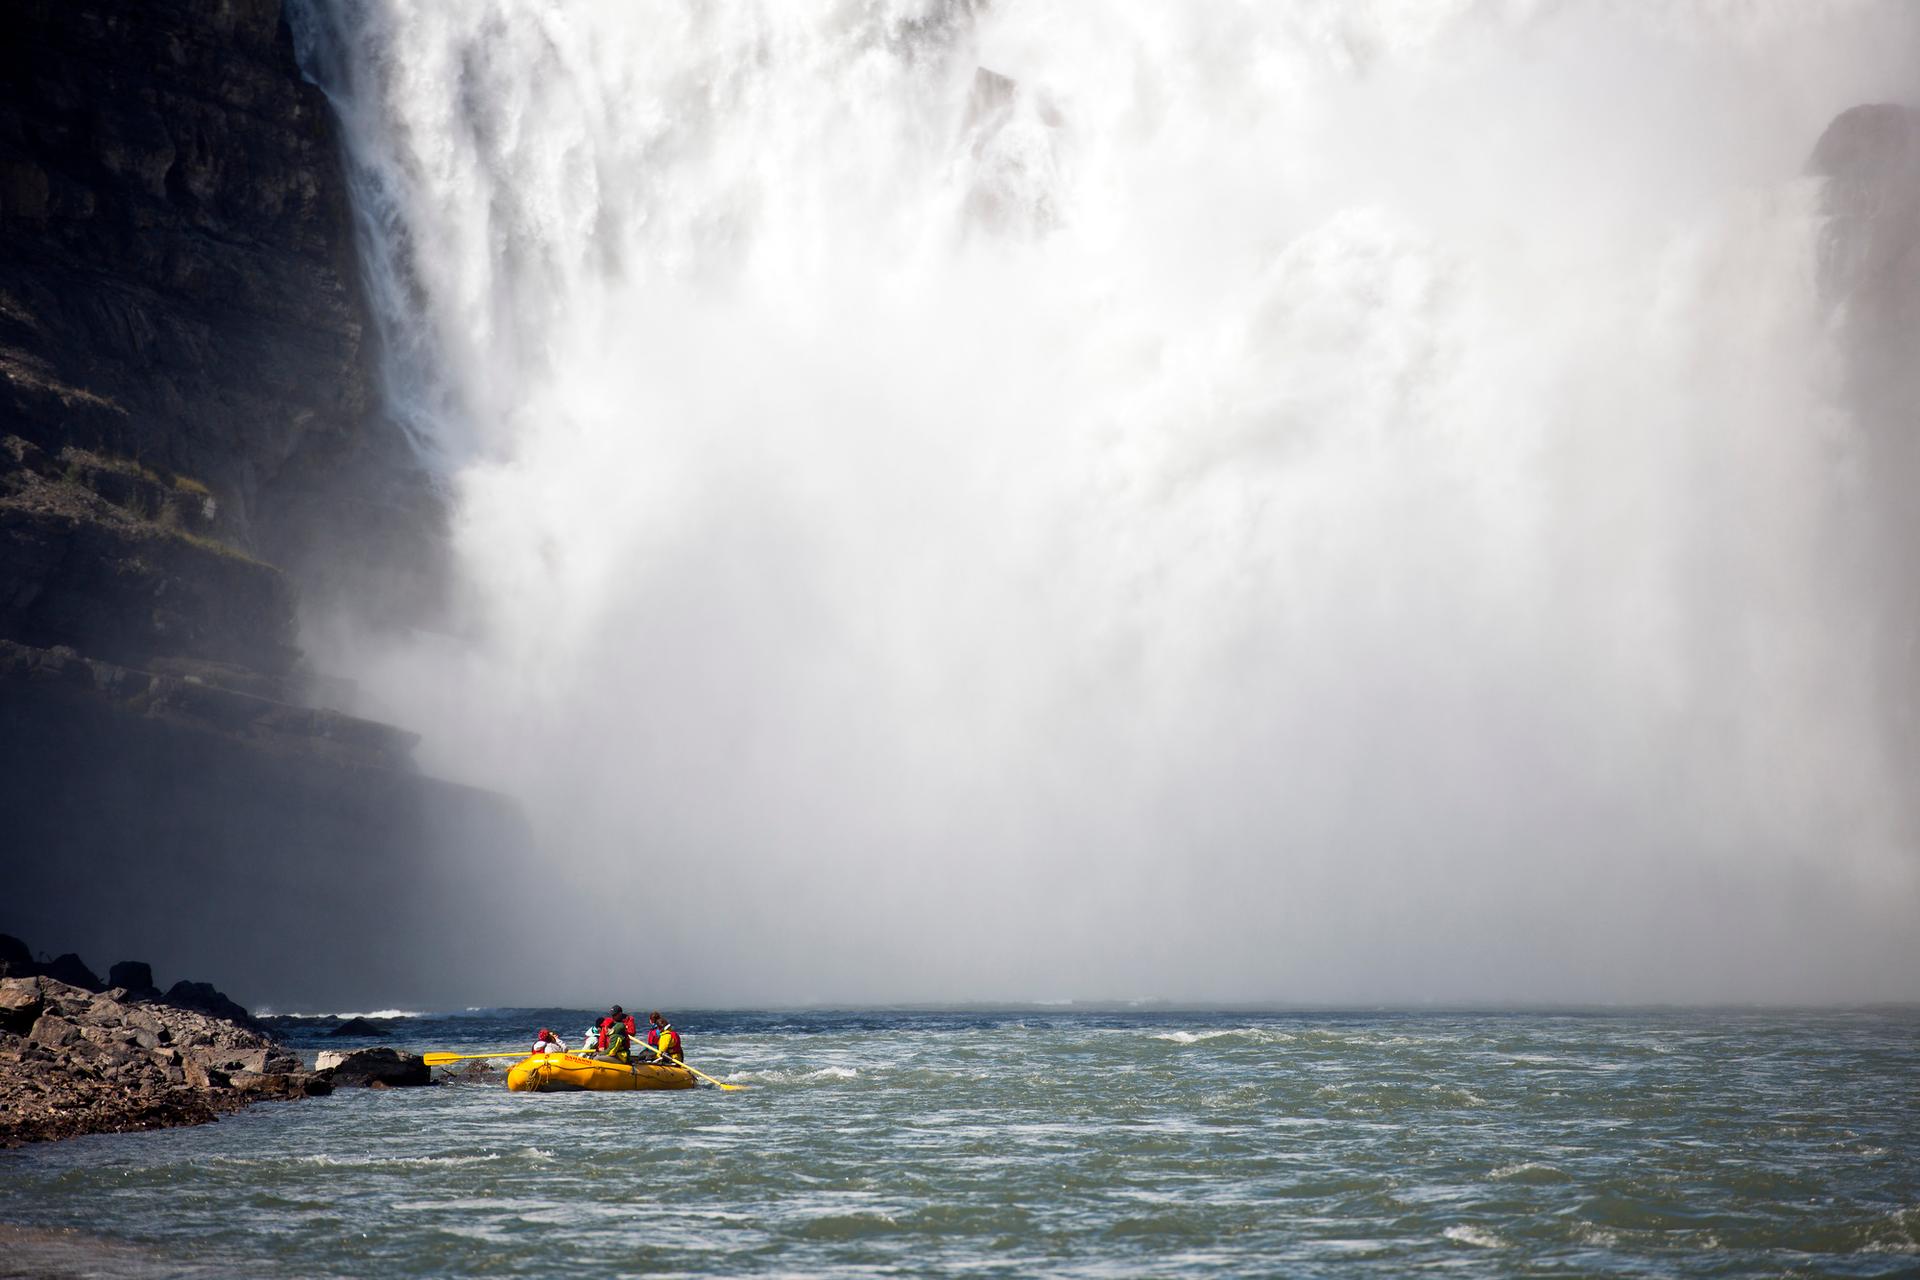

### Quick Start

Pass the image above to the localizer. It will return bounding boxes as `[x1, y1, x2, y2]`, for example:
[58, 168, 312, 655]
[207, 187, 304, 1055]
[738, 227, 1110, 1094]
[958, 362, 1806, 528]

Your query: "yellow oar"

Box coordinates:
[421, 1049, 534, 1066]
[653, 1048, 747, 1091]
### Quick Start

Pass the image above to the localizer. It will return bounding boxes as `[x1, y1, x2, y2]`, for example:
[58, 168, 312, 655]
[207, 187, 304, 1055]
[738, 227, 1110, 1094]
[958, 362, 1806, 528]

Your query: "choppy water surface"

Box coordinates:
[2, 1010, 1915, 1277]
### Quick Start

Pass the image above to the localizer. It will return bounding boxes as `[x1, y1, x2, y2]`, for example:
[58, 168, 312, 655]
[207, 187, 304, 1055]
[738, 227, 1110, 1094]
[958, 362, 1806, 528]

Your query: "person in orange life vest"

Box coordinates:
[530, 1028, 566, 1055]
[596, 1005, 636, 1053]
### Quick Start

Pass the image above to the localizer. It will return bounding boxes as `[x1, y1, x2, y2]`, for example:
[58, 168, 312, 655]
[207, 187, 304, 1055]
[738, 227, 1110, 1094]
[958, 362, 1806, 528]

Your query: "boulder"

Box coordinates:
[0, 935, 33, 977]
[181, 1058, 227, 1090]
[231, 1072, 332, 1100]
[107, 961, 159, 1001]
[0, 978, 42, 1035]
[193, 1047, 268, 1076]
[315, 1047, 431, 1089]
[41, 954, 103, 992]
[26, 1014, 79, 1048]
[161, 981, 258, 1031]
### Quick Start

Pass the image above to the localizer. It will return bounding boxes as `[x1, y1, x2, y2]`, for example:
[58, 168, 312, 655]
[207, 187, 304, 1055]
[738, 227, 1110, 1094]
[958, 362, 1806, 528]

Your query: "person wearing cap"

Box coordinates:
[530, 1028, 566, 1054]
[602, 1017, 632, 1063]
[595, 1005, 636, 1054]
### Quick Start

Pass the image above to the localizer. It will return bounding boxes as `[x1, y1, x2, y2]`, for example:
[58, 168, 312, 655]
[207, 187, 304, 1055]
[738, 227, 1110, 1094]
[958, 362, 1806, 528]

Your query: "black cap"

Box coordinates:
[610, 1004, 624, 1016]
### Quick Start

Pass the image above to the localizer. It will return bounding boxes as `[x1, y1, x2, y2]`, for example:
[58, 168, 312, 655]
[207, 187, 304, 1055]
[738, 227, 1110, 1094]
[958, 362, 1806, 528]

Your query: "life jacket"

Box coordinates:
[604, 1022, 631, 1062]
[596, 1014, 636, 1052]
[657, 1025, 682, 1063]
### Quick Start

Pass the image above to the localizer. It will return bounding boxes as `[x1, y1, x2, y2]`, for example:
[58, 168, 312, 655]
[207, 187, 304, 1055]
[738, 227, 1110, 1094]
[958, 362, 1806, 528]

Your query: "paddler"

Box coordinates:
[530, 1028, 566, 1055]
[595, 1004, 636, 1054]
[602, 1016, 633, 1063]
[647, 1011, 683, 1065]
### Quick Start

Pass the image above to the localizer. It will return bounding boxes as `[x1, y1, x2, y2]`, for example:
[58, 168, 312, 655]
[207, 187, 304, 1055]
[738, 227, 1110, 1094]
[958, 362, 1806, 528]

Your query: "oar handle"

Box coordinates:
[656, 1050, 746, 1090]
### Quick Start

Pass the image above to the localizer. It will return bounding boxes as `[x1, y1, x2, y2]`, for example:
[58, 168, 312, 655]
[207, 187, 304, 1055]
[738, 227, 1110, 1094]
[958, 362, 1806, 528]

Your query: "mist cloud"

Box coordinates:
[295, 0, 1920, 1005]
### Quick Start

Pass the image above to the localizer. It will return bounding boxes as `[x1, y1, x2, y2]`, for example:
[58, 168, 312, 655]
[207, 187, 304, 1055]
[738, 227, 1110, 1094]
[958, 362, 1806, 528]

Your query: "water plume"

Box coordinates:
[291, 0, 1920, 1005]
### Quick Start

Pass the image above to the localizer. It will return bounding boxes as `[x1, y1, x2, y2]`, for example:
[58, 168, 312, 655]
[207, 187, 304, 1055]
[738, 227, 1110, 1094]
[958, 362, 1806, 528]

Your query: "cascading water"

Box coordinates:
[290, 1, 1920, 1004]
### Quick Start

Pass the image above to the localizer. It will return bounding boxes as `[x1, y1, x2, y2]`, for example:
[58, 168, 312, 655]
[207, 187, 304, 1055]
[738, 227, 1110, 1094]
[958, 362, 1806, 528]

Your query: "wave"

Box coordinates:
[1488, 1162, 1571, 1184]
[1147, 1028, 1290, 1045]
[258, 1009, 426, 1020]
[208, 1152, 509, 1171]
[1443, 1225, 1508, 1249]
[729, 1065, 861, 1084]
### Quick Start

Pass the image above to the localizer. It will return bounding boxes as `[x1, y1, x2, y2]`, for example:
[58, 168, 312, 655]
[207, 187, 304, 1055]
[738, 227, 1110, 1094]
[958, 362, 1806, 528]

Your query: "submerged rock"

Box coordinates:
[314, 1047, 431, 1089]
[327, 1016, 395, 1038]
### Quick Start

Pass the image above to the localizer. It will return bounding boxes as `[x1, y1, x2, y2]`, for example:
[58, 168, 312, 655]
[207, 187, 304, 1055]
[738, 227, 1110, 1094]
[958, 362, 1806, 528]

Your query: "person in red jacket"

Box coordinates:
[595, 1004, 636, 1053]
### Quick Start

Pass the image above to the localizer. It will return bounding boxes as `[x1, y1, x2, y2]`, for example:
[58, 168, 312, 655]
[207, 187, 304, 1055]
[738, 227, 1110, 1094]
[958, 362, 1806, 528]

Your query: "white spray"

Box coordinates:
[292, 0, 1920, 1004]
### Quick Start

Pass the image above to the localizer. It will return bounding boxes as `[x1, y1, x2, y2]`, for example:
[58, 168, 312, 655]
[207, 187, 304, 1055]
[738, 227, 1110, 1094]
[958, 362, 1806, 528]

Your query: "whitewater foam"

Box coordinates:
[291, 0, 1920, 1006]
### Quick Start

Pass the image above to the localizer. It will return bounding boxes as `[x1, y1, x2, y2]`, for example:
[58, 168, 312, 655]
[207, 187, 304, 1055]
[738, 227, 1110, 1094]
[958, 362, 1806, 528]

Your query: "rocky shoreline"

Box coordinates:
[0, 937, 428, 1148]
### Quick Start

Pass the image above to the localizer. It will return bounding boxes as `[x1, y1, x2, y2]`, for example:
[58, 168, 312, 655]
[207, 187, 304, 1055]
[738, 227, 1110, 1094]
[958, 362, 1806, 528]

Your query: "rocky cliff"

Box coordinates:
[0, 0, 439, 611]
[0, 0, 530, 1010]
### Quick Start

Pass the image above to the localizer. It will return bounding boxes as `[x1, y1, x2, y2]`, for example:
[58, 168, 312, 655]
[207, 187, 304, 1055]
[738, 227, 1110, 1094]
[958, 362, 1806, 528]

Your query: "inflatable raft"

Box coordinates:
[506, 1052, 697, 1092]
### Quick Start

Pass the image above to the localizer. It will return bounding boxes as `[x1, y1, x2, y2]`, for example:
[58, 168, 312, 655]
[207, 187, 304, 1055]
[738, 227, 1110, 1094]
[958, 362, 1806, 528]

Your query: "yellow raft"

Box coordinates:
[505, 1052, 697, 1093]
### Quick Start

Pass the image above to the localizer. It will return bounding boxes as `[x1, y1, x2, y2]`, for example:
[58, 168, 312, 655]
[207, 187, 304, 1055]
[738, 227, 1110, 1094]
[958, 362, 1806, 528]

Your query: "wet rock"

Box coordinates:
[314, 1047, 430, 1089]
[231, 1071, 331, 1100]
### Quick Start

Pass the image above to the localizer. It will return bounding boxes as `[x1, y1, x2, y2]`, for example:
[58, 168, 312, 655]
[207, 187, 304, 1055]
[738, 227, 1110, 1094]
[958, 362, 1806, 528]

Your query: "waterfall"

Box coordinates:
[291, 0, 1920, 1003]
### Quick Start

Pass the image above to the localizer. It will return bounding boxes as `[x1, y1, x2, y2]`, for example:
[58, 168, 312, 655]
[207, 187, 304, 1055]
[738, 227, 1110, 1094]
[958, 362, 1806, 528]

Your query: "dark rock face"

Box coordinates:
[0, 935, 32, 976]
[0, 638, 533, 1009]
[0, 1, 540, 1010]
[40, 954, 102, 992]
[0, 972, 329, 1148]
[0, 0, 448, 643]
[0, 0, 440, 592]
[107, 961, 157, 1000]
[163, 980, 260, 1033]
[0, 442, 299, 678]
[315, 1046, 431, 1089]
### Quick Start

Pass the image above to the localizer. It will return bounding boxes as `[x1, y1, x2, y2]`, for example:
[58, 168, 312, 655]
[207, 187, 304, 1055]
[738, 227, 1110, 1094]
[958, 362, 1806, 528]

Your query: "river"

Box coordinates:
[2, 1008, 1915, 1276]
